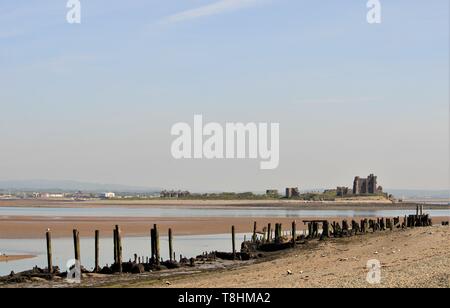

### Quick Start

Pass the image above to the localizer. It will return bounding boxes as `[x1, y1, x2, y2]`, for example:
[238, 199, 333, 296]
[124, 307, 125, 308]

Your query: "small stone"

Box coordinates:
[287, 270, 293, 275]
[165, 281, 171, 285]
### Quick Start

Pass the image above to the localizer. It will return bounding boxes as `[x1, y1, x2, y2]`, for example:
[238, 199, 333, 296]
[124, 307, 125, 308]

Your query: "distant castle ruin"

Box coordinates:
[337, 174, 383, 196]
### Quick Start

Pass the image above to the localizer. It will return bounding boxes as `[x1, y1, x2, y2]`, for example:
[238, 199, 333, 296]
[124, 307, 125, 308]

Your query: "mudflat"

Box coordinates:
[1, 198, 442, 210]
[0, 255, 35, 263]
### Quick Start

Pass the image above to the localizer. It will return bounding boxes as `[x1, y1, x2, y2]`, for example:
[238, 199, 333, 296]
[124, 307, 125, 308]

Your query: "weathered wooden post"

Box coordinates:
[94, 230, 100, 272]
[274, 223, 279, 242]
[169, 228, 174, 262]
[232, 225, 236, 260]
[252, 222, 257, 243]
[342, 220, 349, 235]
[154, 224, 160, 266]
[115, 225, 123, 273]
[73, 229, 80, 263]
[322, 221, 329, 239]
[267, 223, 272, 242]
[46, 230, 53, 274]
[291, 221, 296, 245]
[150, 228, 155, 263]
[113, 228, 117, 264]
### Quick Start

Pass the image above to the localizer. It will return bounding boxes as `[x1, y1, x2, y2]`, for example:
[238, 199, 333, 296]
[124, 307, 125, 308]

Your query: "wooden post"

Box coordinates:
[169, 228, 174, 262]
[267, 223, 271, 242]
[322, 221, 329, 239]
[115, 225, 122, 273]
[252, 221, 257, 243]
[273, 223, 278, 242]
[150, 228, 155, 263]
[113, 229, 117, 264]
[232, 225, 236, 260]
[154, 224, 160, 266]
[46, 230, 53, 274]
[94, 230, 100, 272]
[73, 229, 80, 263]
[291, 221, 296, 245]
[114, 227, 118, 264]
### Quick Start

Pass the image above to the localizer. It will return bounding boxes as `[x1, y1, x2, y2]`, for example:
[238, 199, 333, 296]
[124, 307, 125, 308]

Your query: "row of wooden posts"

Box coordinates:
[246, 213, 433, 248]
[44, 224, 177, 275]
[43, 208, 434, 274]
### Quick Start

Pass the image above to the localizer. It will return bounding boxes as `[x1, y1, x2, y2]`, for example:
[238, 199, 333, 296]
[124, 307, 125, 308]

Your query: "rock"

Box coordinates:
[99, 266, 113, 275]
[131, 263, 145, 274]
[287, 270, 293, 275]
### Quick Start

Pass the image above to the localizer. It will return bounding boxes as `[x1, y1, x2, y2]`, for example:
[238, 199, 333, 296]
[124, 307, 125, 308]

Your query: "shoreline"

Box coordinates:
[2, 199, 449, 210]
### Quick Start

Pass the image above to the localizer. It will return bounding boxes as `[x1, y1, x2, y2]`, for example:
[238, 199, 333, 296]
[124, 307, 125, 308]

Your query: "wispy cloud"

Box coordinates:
[163, 0, 268, 24]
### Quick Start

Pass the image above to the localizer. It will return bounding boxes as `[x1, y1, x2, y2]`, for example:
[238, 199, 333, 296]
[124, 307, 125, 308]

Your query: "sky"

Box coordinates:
[0, 0, 449, 191]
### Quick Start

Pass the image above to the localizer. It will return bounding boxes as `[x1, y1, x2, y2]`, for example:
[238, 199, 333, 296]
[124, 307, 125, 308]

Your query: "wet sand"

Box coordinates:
[2, 199, 447, 210]
[0, 255, 35, 263]
[0, 215, 448, 239]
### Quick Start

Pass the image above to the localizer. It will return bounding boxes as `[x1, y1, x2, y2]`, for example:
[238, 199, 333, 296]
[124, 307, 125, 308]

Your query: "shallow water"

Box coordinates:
[0, 206, 449, 218]
[0, 233, 250, 276]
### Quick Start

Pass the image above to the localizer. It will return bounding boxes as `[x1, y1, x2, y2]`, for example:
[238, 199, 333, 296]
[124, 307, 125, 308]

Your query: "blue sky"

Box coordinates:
[0, 0, 449, 191]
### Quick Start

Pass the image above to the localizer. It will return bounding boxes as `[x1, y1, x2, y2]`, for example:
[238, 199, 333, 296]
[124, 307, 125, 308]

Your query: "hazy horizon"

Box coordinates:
[0, 179, 448, 194]
[1, 1, 449, 191]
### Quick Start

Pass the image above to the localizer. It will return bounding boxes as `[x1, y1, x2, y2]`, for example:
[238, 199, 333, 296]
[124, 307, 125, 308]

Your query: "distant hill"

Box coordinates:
[0, 180, 160, 193]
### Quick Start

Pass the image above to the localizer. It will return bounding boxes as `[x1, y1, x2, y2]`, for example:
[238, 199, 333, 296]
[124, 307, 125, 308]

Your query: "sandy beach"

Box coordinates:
[113, 225, 450, 288]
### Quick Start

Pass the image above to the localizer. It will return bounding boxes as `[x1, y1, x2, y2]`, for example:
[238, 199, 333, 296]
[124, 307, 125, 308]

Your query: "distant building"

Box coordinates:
[266, 190, 279, 197]
[285, 187, 300, 199]
[336, 174, 383, 197]
[160, 190, 190, 199]
[353, 174, 380, 195]
[41, 193, 65, 198]
[101, 192, 116, 199]
[336, 187, 351, 197]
